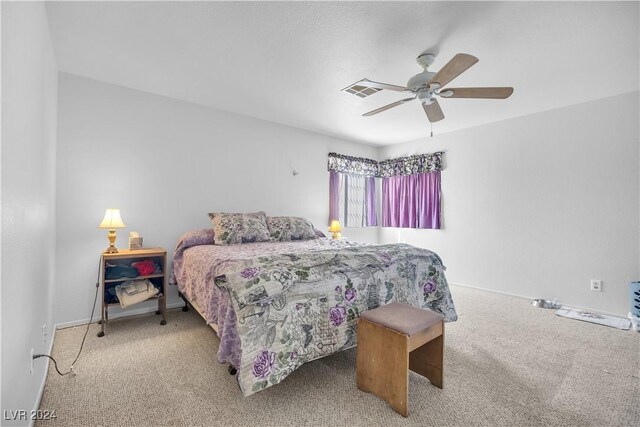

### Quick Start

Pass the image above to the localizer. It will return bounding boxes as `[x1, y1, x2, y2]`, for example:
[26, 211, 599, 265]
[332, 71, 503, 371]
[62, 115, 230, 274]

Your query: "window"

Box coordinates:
[328, 153, 378, 227]
[329, 171, 377, 227]
[328, 151, 443, 229]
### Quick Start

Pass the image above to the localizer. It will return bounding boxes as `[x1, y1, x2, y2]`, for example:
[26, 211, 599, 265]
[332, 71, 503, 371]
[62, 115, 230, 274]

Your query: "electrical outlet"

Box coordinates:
[42, 324, 47, 344]
[30, 348, 34, 374]
[591, 279, 602, 292]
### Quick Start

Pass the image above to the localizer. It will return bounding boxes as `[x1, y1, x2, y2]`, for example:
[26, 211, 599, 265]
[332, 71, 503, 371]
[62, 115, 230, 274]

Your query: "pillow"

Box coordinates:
[313, 228, 327, 239]
[176, 228, 215, 250]
[170, 228, 215, 285]
[208, 211, 271, 245]
[266, 216, 317, 242]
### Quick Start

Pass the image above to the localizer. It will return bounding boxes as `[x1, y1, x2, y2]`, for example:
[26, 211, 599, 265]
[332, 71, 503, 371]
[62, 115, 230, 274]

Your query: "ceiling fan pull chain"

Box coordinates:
[430, 122, 433, 138]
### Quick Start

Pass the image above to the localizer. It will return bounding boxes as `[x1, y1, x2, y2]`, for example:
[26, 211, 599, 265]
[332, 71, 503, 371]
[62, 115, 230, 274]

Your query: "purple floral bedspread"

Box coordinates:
[171, 230, 457, 396]
[170, 230, 359, 369]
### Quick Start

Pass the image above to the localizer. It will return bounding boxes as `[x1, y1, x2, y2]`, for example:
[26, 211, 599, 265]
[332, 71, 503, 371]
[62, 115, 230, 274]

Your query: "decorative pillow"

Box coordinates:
[266, 216, 317, 242]
[208, 212, 271, 245]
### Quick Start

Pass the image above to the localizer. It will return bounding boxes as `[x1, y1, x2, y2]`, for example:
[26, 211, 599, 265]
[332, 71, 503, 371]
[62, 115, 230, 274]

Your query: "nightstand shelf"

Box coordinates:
[104, 273, 165, 283]
[98, 247, 167, 337]
[103, 294, 164, 307]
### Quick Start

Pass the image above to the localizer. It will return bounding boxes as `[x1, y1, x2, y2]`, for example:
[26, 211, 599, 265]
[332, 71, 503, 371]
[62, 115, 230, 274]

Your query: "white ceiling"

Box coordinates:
[46, 1, 639, 146]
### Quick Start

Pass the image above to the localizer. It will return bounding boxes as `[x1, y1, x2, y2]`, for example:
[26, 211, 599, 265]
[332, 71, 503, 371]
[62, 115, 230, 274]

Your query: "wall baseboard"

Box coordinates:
[449, 281, 535, 301]
[55, 302, 185, 330]
[449, 281, 626, 318]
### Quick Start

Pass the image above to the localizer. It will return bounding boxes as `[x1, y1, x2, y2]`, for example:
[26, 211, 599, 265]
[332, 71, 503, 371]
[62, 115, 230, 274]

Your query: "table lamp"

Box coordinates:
[329, 220, 342, 240]
[99, 208, 126, 253]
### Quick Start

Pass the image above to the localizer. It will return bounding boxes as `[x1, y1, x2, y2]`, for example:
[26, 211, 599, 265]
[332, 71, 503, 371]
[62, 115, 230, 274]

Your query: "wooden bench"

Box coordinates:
[356, 303, 445, 417]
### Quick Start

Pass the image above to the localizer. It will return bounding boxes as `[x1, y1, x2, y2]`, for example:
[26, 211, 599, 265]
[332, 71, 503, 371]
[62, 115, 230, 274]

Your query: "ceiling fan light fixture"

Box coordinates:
[417, 87, 436, 102]
[406, 71, 436, 91]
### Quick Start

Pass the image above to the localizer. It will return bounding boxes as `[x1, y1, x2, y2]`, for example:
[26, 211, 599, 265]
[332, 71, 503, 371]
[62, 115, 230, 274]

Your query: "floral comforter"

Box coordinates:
[171, 230, 457, 396]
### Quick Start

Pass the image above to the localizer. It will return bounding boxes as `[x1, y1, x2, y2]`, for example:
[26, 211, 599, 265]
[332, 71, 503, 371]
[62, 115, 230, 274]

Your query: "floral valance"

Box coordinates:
[327, 152, 379, 177]
[328, 151, 444, 177]
[378, 152, 444, 178]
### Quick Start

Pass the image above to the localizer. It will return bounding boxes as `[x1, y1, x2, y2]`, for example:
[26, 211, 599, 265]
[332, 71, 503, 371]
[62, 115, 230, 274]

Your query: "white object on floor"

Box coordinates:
[555, 308, 631, 330]
[532, 298, 561, 309]
[628, 313, 640, 332]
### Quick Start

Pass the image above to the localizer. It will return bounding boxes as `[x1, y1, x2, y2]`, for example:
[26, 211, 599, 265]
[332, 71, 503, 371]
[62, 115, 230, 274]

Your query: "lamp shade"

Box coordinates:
[99, 209, 126, 229]
[328, 220, 342, 232]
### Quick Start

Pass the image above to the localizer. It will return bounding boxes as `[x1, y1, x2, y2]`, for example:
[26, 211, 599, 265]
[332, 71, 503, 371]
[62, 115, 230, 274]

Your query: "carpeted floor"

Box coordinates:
[37, 285, 639, 426]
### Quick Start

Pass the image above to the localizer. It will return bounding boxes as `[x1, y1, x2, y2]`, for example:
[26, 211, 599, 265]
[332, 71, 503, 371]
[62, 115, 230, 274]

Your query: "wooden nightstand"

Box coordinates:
[98, 247, 167, 337]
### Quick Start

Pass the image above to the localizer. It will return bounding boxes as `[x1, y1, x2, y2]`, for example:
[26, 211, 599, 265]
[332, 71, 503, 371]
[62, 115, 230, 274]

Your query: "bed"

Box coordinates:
[170, 228, 457, 396]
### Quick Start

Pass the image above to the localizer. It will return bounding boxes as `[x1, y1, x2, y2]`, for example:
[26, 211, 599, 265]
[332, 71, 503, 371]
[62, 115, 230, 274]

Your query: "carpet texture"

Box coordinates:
[37, 285, 639, 426]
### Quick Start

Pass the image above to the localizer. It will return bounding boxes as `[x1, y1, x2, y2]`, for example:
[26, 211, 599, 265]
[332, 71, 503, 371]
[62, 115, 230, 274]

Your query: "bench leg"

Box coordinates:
[357, 319, 409, 417]
[409, 323, 444, 389]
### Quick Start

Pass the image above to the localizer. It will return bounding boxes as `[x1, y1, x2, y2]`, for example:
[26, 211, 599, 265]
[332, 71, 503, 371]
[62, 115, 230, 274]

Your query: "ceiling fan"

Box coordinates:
[342, 52, 513, 123]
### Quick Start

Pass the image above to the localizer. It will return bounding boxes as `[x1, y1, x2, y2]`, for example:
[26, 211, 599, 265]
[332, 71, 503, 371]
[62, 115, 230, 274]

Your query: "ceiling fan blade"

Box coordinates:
[429, 53, 479, 88]
[442, 87, 514, 99]
[423, 99, 445, 123]
[363, 97, 416, 116]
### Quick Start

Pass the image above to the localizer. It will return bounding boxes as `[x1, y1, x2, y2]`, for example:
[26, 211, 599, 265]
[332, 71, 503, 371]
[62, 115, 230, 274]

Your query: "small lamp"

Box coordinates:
[329, 220, 342, 240]
[99, 209, 126, 253]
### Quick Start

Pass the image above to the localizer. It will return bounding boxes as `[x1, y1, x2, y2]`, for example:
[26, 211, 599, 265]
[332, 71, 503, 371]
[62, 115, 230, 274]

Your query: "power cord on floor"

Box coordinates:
[33, 257, 102, 376]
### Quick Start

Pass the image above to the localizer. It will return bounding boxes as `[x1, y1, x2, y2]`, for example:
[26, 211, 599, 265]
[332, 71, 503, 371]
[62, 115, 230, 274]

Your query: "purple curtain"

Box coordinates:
[416, 171, 440, 228]
[382, 171, 440, 229]
[329, 171, 340, 224]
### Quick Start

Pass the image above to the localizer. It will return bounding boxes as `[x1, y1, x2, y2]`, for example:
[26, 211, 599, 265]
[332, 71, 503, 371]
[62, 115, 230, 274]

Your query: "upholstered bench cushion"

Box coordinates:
[360, 303, 444, 336]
